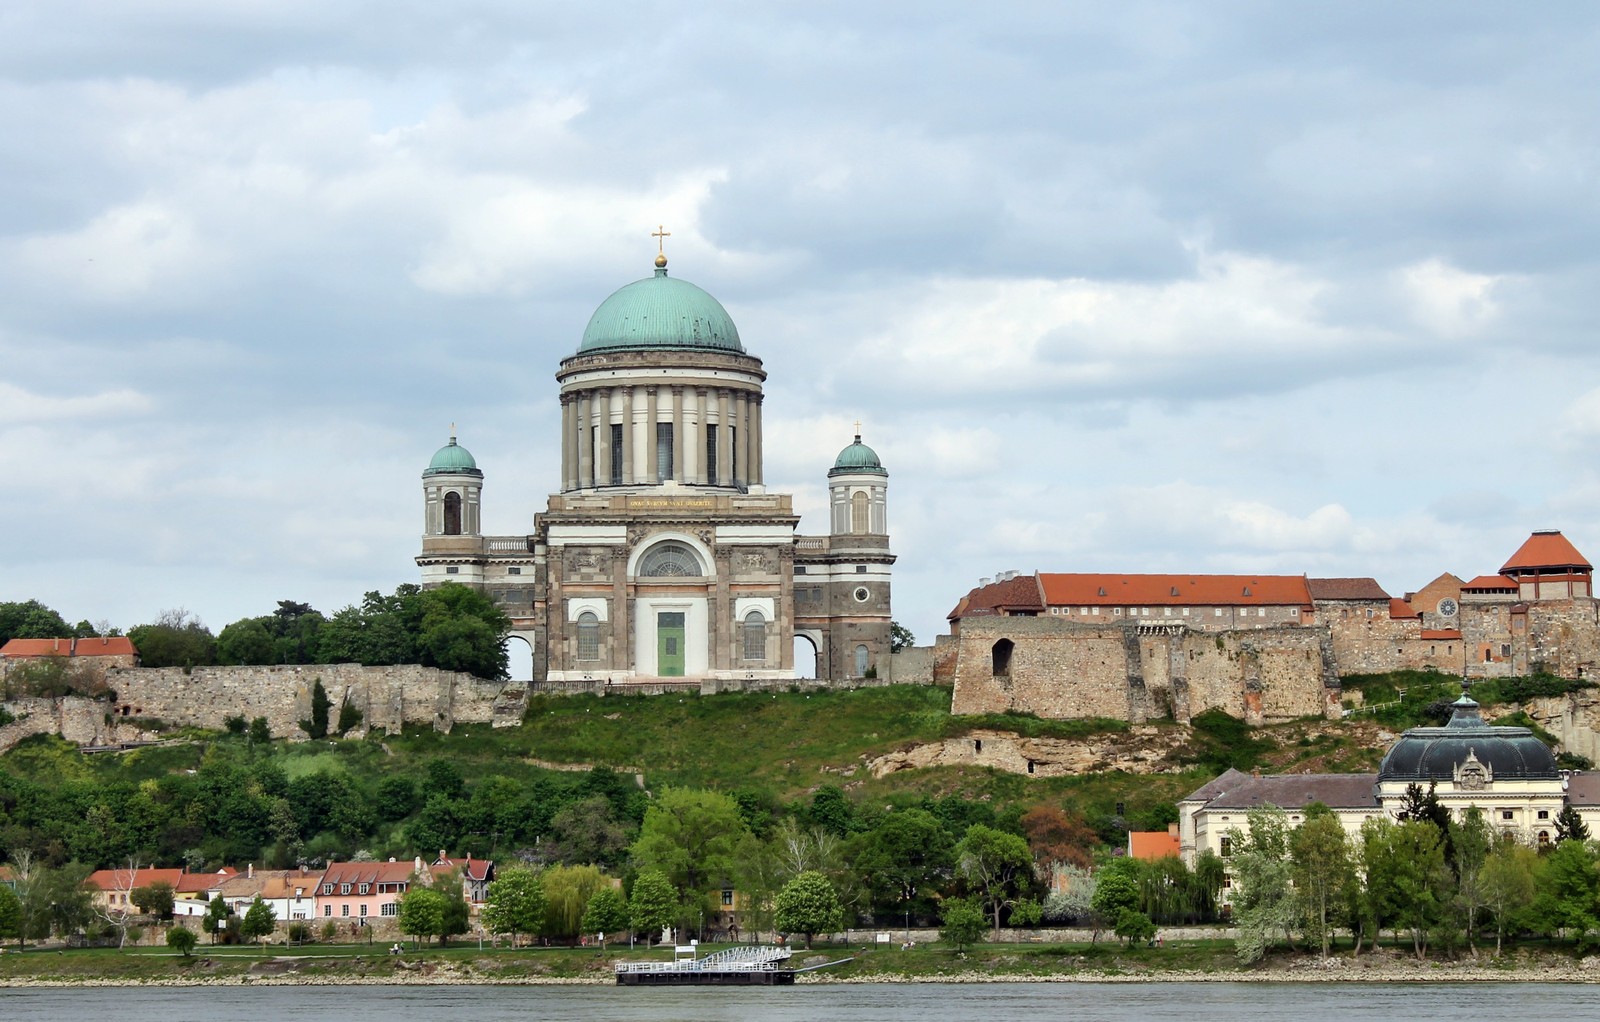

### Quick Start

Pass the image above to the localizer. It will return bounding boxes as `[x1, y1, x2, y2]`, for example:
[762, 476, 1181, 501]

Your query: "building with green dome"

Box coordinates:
[417, 254, 894, 685]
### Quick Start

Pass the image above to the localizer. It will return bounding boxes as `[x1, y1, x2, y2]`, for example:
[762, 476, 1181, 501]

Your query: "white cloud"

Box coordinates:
[1398, 258, 1501, 336]
[0, 382, 152, 424]
[9, 202, 220, 302]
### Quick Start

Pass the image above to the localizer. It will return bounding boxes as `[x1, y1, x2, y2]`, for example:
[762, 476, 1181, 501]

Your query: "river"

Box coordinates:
[1, 982, 1589, 1022]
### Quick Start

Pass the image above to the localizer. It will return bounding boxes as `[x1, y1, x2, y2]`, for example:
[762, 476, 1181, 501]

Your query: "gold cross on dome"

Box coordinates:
[652, 224, 671, 255]
[853, 420, 862, 436]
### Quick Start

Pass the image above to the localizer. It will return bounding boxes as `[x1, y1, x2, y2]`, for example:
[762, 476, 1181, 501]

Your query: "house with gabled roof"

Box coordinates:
[314, 858, 423, 927]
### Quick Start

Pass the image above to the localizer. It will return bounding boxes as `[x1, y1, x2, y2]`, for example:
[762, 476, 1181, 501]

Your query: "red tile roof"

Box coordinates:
[947, 574, 1044, 620]
[1307, 578, 1391, 601]
[1389, 599, 1420, 620]
[86, 867, 184, 892]
[177, 868, 236, 894]
[1501, 531, 1592, 574]
[432, 856, 493, 883]
[1038, 574, 1312, 608]
[1462, 575, 1518, 591]
[1127, 831, 1181, 860]
[319, 860, 419, 888]
[0, 636, 138, 659]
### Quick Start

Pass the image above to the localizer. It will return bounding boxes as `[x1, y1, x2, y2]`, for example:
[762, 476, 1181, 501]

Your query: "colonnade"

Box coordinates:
[560, 384, 764, 491]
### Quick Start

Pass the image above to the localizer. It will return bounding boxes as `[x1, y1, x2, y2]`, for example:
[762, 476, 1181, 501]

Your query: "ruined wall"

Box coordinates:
[105, 663, 528, 739]
[885, 645, 934, 685]
[1522, 600, 1600, 678]
[948, 617, 1339, 725]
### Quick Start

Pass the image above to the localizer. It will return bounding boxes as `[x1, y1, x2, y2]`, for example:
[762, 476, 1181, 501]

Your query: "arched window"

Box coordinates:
[742, 610, 766, 661]
[577, 612, 600, 661]
[855, 644, 869, 677]
[444, 491, 462, 535]
[639, 541, 704, 577]
[1538, 830, 1551, 848]
[992, 638, 1014, 678]
[851, 491, 869, 534]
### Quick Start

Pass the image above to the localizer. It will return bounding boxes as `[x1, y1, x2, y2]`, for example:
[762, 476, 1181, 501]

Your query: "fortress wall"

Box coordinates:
[105, 663, 525, 739]
[949, 618, 1336, 724]
[1524, 600, 1600, 677]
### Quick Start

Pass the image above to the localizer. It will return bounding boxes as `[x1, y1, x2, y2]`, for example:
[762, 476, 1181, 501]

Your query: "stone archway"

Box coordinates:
[792, 633, 820, 680]
[505, 631, 536, 682]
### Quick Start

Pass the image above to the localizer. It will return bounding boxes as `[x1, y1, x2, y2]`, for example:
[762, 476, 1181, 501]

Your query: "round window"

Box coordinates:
[853, 586, 871, 603]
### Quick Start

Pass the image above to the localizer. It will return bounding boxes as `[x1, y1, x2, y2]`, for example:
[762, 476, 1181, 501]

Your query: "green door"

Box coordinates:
[657, 612, 686, 677]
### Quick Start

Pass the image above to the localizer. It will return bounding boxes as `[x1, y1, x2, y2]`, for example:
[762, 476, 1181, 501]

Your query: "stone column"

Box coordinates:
[752, 396, 763, 485]
[621, 386, 635, 485]
[595, 388, 612, 487]
[561, 394, 574, 491]
[717, 389, 732, 487]
[576, 391, 592, 489]
[734, 390, 749, 487]
[644, 385, 659, 484]
[694, 388, 709, 485]
[671, 386, 684, 484]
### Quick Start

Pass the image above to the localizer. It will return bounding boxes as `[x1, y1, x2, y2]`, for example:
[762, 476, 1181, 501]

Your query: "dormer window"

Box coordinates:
[340, 883, 352, 895]
[359, 883, 370, 894]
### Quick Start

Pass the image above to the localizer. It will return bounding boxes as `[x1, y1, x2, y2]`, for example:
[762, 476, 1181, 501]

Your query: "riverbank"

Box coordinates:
[3, 941, 1598, 986]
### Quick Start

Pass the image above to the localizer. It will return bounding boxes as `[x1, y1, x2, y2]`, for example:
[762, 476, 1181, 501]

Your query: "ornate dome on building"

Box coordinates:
[416, 243, 895, 686]
[1378, 682, 1560, 784]
[577, 259, 744, 355]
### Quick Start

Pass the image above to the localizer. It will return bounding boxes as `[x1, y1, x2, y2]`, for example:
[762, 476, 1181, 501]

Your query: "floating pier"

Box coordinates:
[615, 944, 797, 985]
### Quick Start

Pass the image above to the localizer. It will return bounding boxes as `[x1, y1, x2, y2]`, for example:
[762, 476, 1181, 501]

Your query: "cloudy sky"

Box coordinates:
[4, 2, 1599, 665]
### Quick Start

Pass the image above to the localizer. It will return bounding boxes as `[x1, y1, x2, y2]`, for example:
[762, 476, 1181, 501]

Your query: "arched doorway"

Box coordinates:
[792, 634, 819, 680]
[505, 633, 535, 682]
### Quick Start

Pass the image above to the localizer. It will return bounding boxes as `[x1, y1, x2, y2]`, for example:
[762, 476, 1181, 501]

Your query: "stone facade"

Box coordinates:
[948, 616, 1340, 726]
[105, 663, 526, 739]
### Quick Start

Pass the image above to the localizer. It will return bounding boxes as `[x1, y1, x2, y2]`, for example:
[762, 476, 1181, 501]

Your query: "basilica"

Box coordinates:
[415, 251, 894, 684]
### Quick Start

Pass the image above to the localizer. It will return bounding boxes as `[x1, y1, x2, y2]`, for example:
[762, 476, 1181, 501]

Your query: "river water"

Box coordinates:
[1, 983, 1589, 1022]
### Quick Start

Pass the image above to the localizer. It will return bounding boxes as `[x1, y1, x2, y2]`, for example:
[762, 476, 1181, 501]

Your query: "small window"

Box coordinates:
[1502, 643, 1511, 656]
[855, 564, 867, 574]
[742, 610, 766, 661]
[508, 566, 521, 575]
[382, 903, 397, 917]
[1539, 831, 1551, 847]
[855, 644, 869, 677]
[358, 883, 369, 895]
[341, 905, 350, 917]
[1215, 608, 1224, 617]
[1538, 810, 1550, 820]
[324, 905, 331, 916]
[991, 638, 1014, 678]
[577, 611, 600, 661]
[323, 884, 333, 895]
[340, 884, 351, 895]
[360, 903, 368, 916]
[1502, 810, 1514, 820]
[445, 566, 460, 575]
[1027, 760, 1035, 774]
[795, 566, 807, 575]
[721, 889, 734, 907]
[1219, 837, 1232, 857]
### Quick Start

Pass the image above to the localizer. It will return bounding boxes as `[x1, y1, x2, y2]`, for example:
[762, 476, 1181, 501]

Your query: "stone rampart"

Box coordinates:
[949, 617, 1339, 725]
[105, 663, 528, 739]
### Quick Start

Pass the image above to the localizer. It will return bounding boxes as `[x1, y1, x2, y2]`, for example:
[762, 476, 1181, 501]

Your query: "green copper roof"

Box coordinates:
[829, 435, 887, 476]
[578, 265, 744, 355]
[425, 437, 481, 477]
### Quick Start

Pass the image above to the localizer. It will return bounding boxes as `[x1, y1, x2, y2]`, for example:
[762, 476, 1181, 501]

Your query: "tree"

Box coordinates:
[1289, 803, 1352, 957]
[939, 896, 987, 952]
[1531, 838, 1600, 944]
[1089, 861, 1140, 940]
[1450, 808, 1494, 951]
[0, 599, 73, 645]
[547, 796, 634, 868]
[850, 808, 954, 920]
[166, 925, 198, 957]
[889, 622, 916, 653]
[1480, 841, 1538, 955]
[249, 716, 272, 746]
[542, 864, 608, 940]
[774, 871, 843, 949]
[1362, 817, 1452, 960]
[482, 866, 547, 947]
[437, 873, 472, 946]
[582, 886, 628, 949]
[628, 869, 677, 946]
[240, 895, 277, 949]
[1114, 908, 1156, 946]
[132, 881, 176, 919]
[953, 823, 1034, 935]
[0, 884, 20, 946]
[629, 787, 751, 930]
[203, 894, 233, 944]
[1020, 804, 1096, 871]
[398, 887, 448, 946]
[217, 618, 276, 666]
[1556, 803, 1591, 844]
[1229, 806, 1297, 963]
[301, 678, 332, 739]
[127, 609, 218, 669]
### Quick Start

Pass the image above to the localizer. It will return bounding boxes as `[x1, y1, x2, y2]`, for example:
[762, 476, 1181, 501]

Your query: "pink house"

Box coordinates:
[314, 858, 422, 926]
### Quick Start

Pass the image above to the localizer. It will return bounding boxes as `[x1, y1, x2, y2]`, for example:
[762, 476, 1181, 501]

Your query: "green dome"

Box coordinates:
[424, 437, 481, 477]
[578, 266, 743, 354]
[829, 435, 887, 476]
